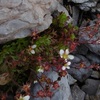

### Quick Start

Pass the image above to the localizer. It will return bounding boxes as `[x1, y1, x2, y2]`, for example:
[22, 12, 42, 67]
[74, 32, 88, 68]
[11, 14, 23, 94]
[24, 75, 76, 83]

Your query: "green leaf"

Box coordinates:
[68, 23, 73, 28]
[70, 34, 76, 40]
[58, 13, 67, 27]
[74, 26, 79, 30]
[52, 12, 67, 28]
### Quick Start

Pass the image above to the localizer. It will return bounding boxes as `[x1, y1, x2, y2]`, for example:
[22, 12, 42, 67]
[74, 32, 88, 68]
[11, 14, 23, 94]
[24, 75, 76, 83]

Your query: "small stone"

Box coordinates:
[84, 84, 100, 100]
[71, 85, 85, 100]
[0, 73, 11, 85]
[82, 79, 100, 95]
[86, 52, 100, 64]
[91, 71, 100, 79]
[67, 74, 77, 85]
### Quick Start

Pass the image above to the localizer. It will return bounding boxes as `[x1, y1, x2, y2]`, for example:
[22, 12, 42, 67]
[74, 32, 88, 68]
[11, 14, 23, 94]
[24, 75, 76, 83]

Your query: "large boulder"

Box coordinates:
[0, 0, 72, 44]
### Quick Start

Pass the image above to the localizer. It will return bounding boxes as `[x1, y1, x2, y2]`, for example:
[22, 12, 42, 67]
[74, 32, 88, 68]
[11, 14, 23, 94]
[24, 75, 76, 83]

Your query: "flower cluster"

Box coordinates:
[18, 95, 30, 100]
[28, 45, 37, 54]
[59, 49, 74, 70]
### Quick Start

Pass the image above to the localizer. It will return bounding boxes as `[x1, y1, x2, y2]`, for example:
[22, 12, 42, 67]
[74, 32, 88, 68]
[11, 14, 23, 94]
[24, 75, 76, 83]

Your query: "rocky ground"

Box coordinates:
[0, 0, 100, 100]
[30, 0, 100, 100]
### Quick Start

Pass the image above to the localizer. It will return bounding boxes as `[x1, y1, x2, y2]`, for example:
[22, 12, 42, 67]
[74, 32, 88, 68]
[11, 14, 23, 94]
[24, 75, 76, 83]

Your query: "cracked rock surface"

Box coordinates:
[0, 0, 72, 44]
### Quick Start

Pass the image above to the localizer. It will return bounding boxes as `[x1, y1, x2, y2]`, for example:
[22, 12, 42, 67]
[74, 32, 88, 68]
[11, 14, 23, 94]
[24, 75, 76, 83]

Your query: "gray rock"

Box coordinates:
[86, 44, 100, 56]
[0, 0, 22, 8]
[71, 85, 85, 100]
[79, 19, 100, 55]
[96, 84, 100, 95]
[84, 85, 100, 100]
[85, 94, 100, 100]
[69, 55, 92, 82]
[75, 44, 89, 55]
[68, 0, 88, 3]
[68, 0, 100, 13]
[68, 0, 99, 13]
[96, 3, 100, 12]
[72, 6, 80, 25]
[0, 0, 72, 44]
[79, 1, 97, 11]
[91, 2, 100, 13]
[86, 52, 100, 64]
[30, 71, 72, 100]
[68, 68, 92, 82]
[67, 74, 77, 85]
[71, 55, 81, 63]
[82, 79, 100, 95]
[91, 71, 100, 79]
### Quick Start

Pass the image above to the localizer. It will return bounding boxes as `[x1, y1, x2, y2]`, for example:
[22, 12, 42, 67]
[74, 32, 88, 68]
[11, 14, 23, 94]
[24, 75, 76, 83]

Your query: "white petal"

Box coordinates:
[31, 45, 37, 49]
[66, 66, 70, 69]
[59, 49, 64, 56]
[65, 59, 68, 62]
[67, 61, 71, 65]
[62, 66, 66, 70]
[38, 68, 44, 73]
[23, 95, 30, 100]
[34, 80, 38, 84]
[19, 96, 23, 99]
[31, 50, 35, 54]
[68, 55, 74, 60]
[61, 55, 63, 58]
[65, 49, 69, 54]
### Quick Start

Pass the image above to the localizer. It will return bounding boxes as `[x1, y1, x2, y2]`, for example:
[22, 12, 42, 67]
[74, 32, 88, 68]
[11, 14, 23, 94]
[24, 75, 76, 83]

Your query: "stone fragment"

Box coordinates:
[86, 52, 100, 64]
[67, 74, 77, 85]
[71, 85, 85, 100]
[91, 71, 100, 79]
[79, 1, 97, 11]
[82, 79, 100, 95]
[0, 73, 11, 85]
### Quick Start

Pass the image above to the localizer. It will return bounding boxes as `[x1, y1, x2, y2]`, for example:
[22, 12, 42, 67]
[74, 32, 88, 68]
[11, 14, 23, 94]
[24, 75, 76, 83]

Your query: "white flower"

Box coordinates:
[31, 45, 37, 49]
[59, 49, 64, 58]
[18, 95, 30, 100]
[30, 50, 35, 54]
[38, 68, 44, 73]
[59, 49, 74, 70]
[59, 49, 74, 60]
[66, 66, 70, 69]
[62, 61, 71, 70]
[62, 66, 66, 70]
[23, 95, 30, 100]
[34, 80, 38, 84]
[28, 45, 37, 54]
[37, 66, 44, 73]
